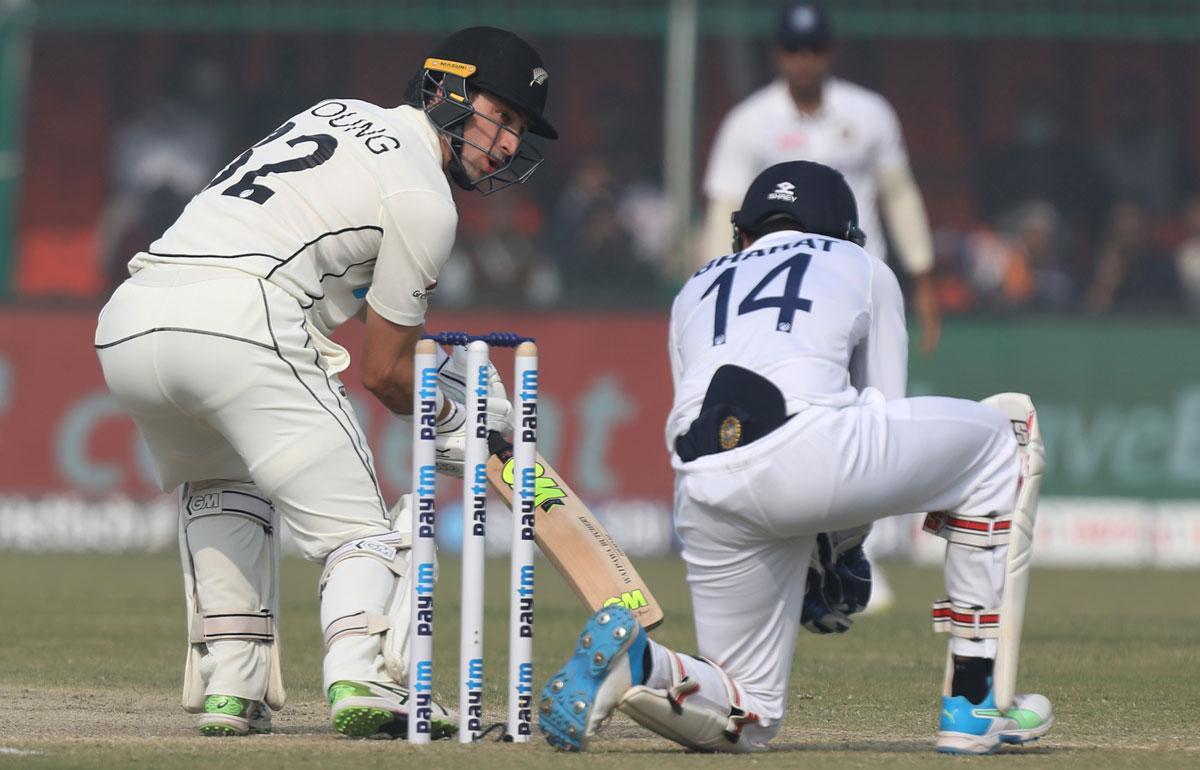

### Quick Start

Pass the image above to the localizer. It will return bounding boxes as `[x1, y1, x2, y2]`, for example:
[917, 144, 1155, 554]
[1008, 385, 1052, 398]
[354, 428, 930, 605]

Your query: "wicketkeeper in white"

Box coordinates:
[537, 161, 1053, 755]
[700, 1, 943, 611]
[94, 26, 555, 738]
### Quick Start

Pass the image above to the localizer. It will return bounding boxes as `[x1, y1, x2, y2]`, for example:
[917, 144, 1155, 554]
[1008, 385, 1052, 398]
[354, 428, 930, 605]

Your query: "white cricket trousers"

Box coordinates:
[95, 265, 394, 699]
[671, 387, 1017, 744]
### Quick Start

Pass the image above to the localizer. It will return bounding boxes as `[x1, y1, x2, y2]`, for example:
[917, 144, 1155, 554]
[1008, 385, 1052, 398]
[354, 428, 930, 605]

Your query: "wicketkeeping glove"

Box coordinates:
[801, 526, 873, 634]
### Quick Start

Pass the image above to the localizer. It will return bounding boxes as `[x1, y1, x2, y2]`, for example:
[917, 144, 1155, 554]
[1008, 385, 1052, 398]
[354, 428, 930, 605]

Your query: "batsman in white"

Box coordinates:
[699, 1, 943, 607]
[93, 27, 555, 738]
[537, 161, 1053, 755]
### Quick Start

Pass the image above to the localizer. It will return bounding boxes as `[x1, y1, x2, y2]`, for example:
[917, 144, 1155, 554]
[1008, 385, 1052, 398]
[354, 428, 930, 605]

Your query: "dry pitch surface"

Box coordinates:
[1, 553, 1196, 769]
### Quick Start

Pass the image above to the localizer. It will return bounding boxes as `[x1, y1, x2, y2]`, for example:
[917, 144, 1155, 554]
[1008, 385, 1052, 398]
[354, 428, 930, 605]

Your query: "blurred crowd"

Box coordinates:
[97, 54, 1198, 316]
[934, 75, 1197, 315]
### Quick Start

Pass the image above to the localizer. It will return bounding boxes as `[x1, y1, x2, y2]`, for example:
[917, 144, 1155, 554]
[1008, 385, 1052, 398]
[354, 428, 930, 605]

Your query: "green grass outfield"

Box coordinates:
[1, 553, 1197, 769]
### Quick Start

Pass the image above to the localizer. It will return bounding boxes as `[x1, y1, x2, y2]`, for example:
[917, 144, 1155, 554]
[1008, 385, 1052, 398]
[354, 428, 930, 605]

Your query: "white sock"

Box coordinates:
[644, 638, 675, 690]
[644, 639, 735, 712]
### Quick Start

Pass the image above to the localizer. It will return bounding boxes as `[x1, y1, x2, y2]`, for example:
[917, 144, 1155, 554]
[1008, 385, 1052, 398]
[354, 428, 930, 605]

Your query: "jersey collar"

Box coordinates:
[747, 229, 817, 250]
[393, 104, 443, 161]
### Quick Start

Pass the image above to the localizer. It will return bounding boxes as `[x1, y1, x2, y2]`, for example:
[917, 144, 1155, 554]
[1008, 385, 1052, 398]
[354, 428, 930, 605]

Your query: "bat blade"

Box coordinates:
[486, 432, 665, 630]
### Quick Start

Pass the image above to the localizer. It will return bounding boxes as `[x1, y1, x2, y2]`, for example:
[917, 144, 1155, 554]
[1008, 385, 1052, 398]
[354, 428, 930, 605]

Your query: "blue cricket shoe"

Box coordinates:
[937, 688, 1054, 754]
[538, 604, 648, 751]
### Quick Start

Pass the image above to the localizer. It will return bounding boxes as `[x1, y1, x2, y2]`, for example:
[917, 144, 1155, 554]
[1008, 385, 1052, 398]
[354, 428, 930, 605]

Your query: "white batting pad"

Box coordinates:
[179, 481, 284, 712]
[319, 500, 414, 689]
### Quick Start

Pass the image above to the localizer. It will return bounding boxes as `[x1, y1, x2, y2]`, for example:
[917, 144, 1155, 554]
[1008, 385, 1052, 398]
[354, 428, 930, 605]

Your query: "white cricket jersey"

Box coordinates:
[666, 230, 908, 445]
[703, 78, 909, 262]
[129, 100, 457, 337]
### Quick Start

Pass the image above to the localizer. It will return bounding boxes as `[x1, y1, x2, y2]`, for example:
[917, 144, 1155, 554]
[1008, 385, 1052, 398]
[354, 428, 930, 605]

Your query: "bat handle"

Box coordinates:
[487, 429, 514, 459]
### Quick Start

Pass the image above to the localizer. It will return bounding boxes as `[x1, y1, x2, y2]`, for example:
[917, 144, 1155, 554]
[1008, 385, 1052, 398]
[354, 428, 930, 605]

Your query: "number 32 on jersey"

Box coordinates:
[206, 121, 338, 205]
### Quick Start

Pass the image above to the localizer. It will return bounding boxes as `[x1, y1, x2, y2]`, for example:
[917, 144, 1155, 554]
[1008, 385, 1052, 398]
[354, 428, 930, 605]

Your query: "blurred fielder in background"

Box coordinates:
[699, 2, 943, 601]
[538, 160, 1052, 755]
[94, 26, 554, 738]
[699, 2, 939, 354]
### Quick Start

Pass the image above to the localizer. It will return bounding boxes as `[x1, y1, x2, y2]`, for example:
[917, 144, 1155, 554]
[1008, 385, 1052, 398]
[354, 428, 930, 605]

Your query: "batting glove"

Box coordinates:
[433, 344, 513, 477]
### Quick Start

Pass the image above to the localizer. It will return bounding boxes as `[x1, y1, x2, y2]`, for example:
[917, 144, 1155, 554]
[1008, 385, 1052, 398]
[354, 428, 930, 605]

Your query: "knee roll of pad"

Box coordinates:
[180, 481, 285, 712]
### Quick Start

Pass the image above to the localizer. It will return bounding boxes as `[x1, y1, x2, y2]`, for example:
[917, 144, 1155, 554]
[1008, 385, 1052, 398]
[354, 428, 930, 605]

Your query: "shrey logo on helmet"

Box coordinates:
[731, 160, 867, 249]
[530, 67, 549, 87]
[767, 181, 797, 203]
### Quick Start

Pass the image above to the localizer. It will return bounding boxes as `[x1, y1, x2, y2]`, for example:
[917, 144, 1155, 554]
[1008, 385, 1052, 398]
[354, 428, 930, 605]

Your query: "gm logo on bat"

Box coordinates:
[500, 459, 566, 509]
[603, 589, 650, 611]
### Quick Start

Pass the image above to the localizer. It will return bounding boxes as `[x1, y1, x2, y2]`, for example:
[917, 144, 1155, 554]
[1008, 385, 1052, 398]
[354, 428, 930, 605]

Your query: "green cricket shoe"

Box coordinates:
[999, 693, 1055, 745]
[328, 680, 457, 739]
[198, 695, 272, 736]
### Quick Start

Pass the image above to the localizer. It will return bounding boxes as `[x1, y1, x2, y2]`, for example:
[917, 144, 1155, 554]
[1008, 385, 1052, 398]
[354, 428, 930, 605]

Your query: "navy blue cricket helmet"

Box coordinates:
[731, 160, 866, 249]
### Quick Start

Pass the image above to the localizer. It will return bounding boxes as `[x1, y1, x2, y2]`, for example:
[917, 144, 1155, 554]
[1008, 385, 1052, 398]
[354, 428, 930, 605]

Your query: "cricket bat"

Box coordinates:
[485, 432, 665, 630]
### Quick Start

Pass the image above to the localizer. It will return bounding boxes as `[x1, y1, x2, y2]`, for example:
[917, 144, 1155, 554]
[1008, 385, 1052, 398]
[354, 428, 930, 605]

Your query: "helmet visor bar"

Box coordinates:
[419, 71, 544, 195]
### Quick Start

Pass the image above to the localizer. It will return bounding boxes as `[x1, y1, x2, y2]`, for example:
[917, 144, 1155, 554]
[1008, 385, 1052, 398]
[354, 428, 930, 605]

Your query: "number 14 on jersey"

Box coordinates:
[701, 253, 815, 345]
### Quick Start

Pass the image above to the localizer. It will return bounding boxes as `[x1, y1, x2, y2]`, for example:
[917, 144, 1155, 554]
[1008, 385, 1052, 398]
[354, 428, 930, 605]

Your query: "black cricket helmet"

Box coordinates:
[410, 26, 557, 195]
[731, 160, 866, 249]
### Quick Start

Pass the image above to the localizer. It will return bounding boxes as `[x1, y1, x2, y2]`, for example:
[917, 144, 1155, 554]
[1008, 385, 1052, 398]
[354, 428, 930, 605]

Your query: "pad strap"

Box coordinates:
[923, 511, 1012, 548]
[662, 652, 700, 714]
[190, 610, 274, 644]
[322, 610, 393, 649]
[184, 489, 274, 531]
[931, 599, 1001, 639]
